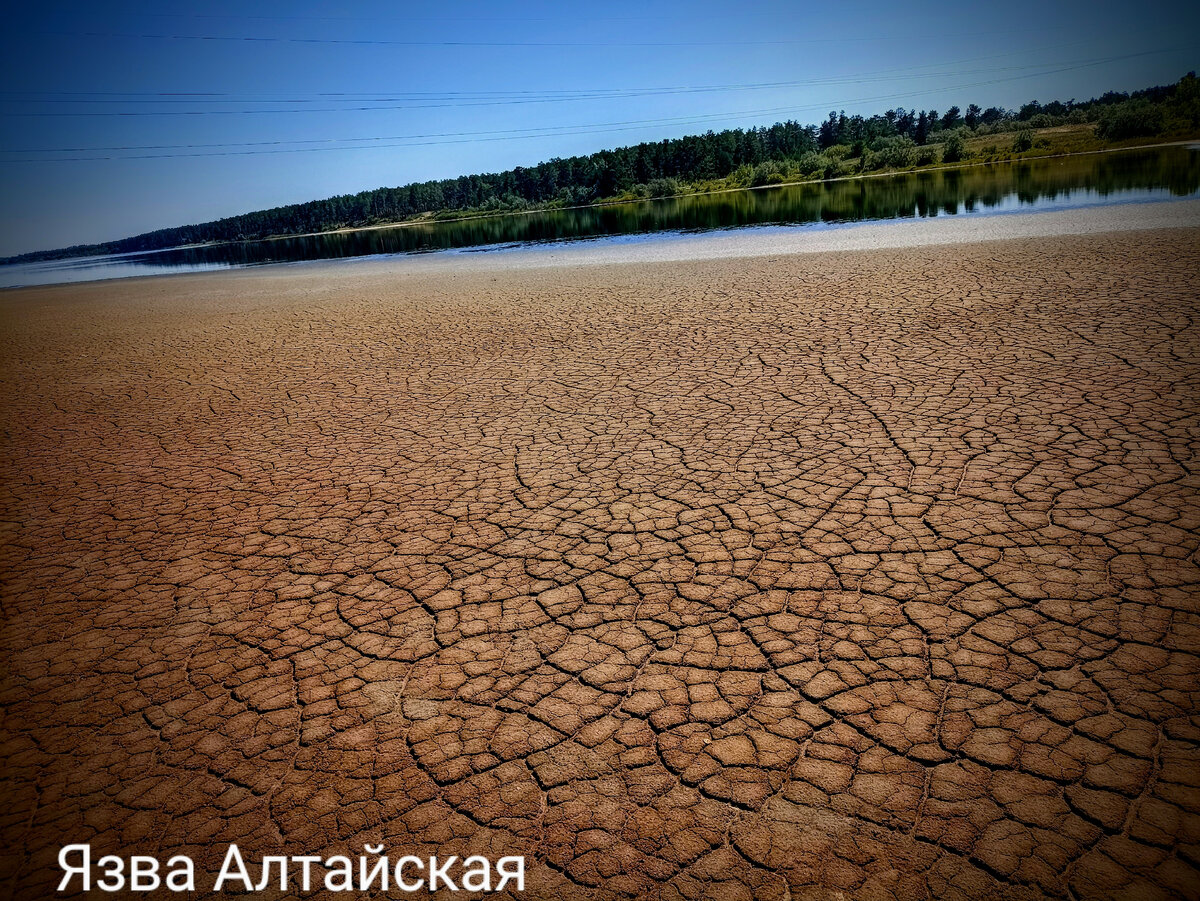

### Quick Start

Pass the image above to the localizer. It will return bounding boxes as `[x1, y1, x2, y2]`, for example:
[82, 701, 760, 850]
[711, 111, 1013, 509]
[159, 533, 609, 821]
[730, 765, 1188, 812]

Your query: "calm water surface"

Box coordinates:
[5, 146, 1198, 288]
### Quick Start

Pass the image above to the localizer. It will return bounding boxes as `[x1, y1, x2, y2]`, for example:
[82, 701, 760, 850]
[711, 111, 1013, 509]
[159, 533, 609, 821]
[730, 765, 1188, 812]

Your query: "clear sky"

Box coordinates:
[1, 0, 1196, 256]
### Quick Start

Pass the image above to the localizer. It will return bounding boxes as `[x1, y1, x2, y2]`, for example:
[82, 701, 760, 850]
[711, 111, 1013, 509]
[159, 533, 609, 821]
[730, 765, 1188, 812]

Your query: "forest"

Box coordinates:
[6, 73, 1198, 263]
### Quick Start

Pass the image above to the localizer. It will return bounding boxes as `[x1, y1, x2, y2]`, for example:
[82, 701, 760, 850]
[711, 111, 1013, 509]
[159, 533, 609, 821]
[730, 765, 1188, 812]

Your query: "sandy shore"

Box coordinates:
[295, 196, 1200, 277]
[2, 226, 1199, 899]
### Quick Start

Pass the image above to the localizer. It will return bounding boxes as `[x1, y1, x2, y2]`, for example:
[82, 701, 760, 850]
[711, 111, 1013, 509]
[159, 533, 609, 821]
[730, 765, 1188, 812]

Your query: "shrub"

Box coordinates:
[646, 177, 681, 198]
[795, 151, 825, 175]
[869, 135, 916, 169]
[1096, 100, 1166, 140]
[942, 132, 967, 163]
[1168, 72, 1200, 129]
[1011, 130, 1034, 152]
[914, 146, 940, 167]
[726, 165, 753, 188]
[750, 161, 786, 187]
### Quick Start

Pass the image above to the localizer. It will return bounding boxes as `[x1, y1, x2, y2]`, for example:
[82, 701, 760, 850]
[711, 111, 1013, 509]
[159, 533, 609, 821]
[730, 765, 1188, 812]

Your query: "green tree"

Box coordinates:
[942, 131, 967, 163]
[1096, 100, 1166, 140]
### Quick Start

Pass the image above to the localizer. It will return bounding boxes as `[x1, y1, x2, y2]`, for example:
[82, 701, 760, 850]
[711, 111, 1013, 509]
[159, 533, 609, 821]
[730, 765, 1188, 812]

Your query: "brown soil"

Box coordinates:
[2, 230, 1199, 899]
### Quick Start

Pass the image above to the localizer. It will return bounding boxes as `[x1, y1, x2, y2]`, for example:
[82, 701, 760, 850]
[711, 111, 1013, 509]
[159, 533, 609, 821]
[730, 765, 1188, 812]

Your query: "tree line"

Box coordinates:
[6, 73, 1197, 264]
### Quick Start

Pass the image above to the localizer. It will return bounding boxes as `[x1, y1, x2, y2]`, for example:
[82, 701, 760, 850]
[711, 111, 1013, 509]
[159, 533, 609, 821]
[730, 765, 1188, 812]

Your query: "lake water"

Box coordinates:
[4, 145, 1198, 289]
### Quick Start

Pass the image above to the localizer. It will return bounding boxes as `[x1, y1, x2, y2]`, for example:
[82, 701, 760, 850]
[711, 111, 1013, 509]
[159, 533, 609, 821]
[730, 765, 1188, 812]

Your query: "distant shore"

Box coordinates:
[256, 136, 1200, 245]
[5, 134, 1197, 267]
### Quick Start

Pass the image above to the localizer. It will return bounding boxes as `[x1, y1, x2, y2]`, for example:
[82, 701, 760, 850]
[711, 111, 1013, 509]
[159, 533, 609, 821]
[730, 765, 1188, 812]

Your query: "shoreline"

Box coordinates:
[266, 136, 1200, 242]
[3, 136, 1197, 270]
[5, 197, 1199, 292]
[325, 196, 1200, 273]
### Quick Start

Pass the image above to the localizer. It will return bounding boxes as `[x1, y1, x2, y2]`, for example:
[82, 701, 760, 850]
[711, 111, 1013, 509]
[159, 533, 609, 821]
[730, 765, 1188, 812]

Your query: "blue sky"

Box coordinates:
[1, 0, 1196, 256]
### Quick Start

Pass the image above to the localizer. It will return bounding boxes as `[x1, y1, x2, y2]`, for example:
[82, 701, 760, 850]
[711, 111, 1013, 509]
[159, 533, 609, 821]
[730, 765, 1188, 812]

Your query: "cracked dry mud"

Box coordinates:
[2, 229, 1200, 900]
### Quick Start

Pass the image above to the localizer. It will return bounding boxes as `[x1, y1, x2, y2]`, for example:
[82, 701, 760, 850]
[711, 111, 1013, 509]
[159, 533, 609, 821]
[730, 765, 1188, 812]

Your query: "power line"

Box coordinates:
[0, 40, 1109, 106]
[2, 51, 1172, 119]
[126, 12, 1075, 34]
[1, 56, 1165, 164]
[4, 112, 759, 154]
[28, 28, 1080, 49]
[0, 46, 1089, 100]
[133, 12, 659, 24]
[0, 63, 1099, 106]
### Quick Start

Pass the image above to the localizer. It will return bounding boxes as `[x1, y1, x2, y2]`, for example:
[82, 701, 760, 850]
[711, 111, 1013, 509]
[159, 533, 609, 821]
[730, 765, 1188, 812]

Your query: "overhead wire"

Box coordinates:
[1, 51, 1173, 163]
[1, 49, 1171, 120]
[0, 62, 1111, 107]
[33, 28, 1069, 48]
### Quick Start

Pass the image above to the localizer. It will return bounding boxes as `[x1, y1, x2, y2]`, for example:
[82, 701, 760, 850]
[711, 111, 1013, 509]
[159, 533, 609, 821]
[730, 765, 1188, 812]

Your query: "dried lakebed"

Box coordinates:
[1, 228, 1199, 899]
